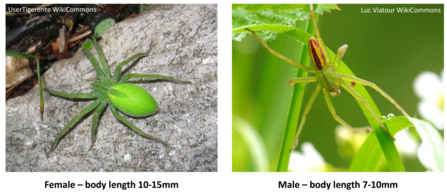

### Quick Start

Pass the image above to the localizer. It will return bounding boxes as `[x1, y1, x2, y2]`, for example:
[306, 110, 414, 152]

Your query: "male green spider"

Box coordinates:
[45, 35, 190, 155]
[246, 4, 408, 150]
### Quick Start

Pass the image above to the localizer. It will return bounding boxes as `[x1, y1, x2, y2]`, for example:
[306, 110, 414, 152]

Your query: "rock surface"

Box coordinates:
[6, 4, 217, 172]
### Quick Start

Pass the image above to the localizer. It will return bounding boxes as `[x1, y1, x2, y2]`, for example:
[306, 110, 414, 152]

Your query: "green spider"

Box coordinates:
[246, 4, 408, 150]
[45, 35, 190, 155]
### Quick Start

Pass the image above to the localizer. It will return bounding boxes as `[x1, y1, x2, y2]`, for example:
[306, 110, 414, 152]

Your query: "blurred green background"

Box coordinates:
[232, 4, 443, 171]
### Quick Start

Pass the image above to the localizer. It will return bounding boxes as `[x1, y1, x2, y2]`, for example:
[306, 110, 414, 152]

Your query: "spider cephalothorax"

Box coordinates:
[46, 35, 190, 155]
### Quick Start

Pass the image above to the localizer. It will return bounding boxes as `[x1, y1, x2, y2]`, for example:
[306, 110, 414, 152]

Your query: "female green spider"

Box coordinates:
[246, 4, 408, 150]
[45, 35, 190, 155]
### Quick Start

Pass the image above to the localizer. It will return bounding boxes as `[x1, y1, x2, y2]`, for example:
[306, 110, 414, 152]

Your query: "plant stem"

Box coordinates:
[276, 15, 316, 172]
[37, 59, 44, 121]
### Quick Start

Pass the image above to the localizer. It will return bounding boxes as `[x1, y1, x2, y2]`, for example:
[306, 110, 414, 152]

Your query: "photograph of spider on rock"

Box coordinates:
[45, 34, 191, 156]
[6, 4, 217, 172]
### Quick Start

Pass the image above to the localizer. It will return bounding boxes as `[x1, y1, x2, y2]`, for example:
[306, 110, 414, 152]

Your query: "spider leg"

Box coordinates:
[119, 74, 191, 84]
[113, 52, 148, 82]
[341, 74, 409, 116]
[339, 81, 395, 140]
[89, 101, 108, 150]
[287, 76, 317, 86]
[48, 90, 97, 100]
[292, 85, 321, 151]
[47, 99, 101, 156]
[244, 28, 316, 73]
[109, 104, 168, 146]
[82, 48, 105, 80]
[92, 35, 112, 79]
[333, 44, 348, 69]
[323, 89, 372, 132]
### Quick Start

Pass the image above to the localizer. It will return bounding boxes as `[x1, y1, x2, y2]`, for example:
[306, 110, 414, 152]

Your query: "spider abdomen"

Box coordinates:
[108, 83, 158, 117]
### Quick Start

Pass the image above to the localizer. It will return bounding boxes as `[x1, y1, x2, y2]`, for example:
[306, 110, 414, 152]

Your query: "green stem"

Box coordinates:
[37, 59, 44, 121]
[276, 16, 316, 172]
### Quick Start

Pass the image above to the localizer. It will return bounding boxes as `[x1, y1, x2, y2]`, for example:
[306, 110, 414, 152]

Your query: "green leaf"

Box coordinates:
[277, 19, 314, 172]
[336, 51, 406, 172]
[350, 117, 444, 172]
[6, 51, 44, 120]
[37, 59, 44, 121]
[94, 18, 116, 37]
[82, 39, 94, 50]
[349, 116, 413, 171]
[6, 50, 39, 58]
[232, 4, 338, 42]
[314, 4, 340, 14]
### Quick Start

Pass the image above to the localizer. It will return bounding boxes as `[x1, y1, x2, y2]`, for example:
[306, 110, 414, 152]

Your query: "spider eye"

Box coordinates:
[309, 38, 327, 70]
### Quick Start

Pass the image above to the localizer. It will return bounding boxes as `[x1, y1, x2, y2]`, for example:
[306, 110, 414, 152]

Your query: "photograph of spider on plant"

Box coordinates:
[232, 4, 443, 172]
